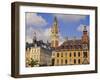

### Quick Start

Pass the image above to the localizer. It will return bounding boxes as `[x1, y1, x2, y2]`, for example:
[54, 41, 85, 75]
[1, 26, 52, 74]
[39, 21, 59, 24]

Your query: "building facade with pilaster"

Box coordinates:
[51, 17, 89, 66]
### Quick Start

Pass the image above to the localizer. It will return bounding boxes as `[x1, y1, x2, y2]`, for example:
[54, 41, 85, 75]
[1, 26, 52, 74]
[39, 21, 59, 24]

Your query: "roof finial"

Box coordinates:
[83, 26, 87, 31]
[54, 16, 57, 24]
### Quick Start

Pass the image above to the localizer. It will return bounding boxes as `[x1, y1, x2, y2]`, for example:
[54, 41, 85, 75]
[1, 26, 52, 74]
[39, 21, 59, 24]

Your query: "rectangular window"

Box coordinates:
[78, 59, 80, 64]
[74, 59, 76, 64]
[70, 53, 71, 57]
[78, 52, 80, 57]
[74, 52, 76, 57]
[57, 53, 59, 57]
[65, 59, 67, 64]
[61, 53, 63, 57]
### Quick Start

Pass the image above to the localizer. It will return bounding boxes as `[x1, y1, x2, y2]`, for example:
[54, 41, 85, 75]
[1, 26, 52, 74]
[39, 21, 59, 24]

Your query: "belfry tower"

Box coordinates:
[50, 17, 59, 48]
[82, 26, 89, 44]
[82, 26, 89, 64]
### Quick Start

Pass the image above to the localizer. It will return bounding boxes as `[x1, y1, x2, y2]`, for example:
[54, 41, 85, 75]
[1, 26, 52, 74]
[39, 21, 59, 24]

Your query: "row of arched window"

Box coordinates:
[56, 52, 81, 57]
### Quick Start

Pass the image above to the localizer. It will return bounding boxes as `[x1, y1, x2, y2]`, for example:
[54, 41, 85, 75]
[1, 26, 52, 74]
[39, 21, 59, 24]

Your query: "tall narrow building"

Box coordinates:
[50, 17, 59, 48]
[82, 26, 89, 64]
[82, 26, 89, 44]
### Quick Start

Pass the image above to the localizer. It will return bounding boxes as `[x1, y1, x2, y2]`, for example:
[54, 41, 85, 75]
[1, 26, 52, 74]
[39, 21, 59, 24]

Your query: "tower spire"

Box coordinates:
[53, 16, 58, 33]
[50, 17, 59, 48]
[54, 16, 57, 24]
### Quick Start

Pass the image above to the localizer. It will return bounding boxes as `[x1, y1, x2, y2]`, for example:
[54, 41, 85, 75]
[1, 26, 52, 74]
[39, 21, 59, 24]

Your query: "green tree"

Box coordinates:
[29, 58, 38, 67]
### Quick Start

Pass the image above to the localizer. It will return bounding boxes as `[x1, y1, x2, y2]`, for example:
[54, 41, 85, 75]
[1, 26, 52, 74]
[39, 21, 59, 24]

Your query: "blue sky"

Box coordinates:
[25, 12, 89, 44]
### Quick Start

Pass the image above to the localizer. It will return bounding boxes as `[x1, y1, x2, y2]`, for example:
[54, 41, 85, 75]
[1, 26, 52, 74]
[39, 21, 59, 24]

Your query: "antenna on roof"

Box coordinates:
[33, 32, 37, 43]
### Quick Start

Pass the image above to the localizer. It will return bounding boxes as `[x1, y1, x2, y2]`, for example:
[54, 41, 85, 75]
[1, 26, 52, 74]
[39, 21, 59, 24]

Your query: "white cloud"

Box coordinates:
[25, 13, 50, 43]
[77, 24, 89, 32]
[36, 28, 51, 43]
[26, 26, 51, 43]
[54, 14, 86, 22]
[26, 13, 47, 27]
[26, 25, 65, 45]
[43, 28, 51, 41]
